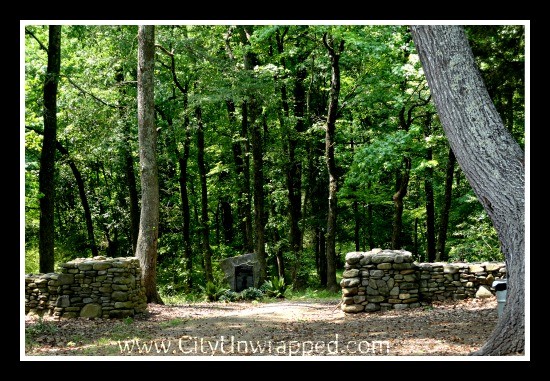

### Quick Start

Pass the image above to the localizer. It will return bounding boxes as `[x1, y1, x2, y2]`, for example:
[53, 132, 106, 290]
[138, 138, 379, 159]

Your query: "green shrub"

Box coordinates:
[219, 290, 239, 302]
[239, 287, 264, 301]
[199, 281, 229, 302]
[262, 276, 288, 298]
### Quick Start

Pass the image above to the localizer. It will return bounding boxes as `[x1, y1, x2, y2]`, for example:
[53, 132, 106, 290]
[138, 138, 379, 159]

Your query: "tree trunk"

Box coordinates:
[323, 33, 344, 292]
[250, 107, 267, 285]
[366, 203, 375, 250]
[275, 29, 305, 279]
[411, 25, 524, 355]
[135, 25, 163, 304]
[195, 106, 213, 284]
[226, 100, 249, 251]
[115, 66, 140, 255]
[38, 25, 61, 273]
[435, 147, 456, 261]
[423, 114, 436, 262]
[55, 142, 98, 257]
[391, 158, 411, 249]
[240, 101, 254, 252]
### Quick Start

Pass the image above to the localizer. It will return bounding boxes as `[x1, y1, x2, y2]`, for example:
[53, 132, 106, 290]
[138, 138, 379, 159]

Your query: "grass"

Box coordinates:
[159, 318, 187, 328]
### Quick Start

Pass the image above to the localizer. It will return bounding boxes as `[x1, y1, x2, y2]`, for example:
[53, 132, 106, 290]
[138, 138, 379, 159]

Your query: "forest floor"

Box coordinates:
[24, 296, 512, 357]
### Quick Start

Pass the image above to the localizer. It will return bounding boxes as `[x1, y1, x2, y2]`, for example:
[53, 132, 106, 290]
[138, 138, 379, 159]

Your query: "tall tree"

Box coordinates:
[195, 105, 214, 284]
[323, 32, 344, 292]
[38, 25, 61, 273]
[136, 25, 163, 304]
[410, 25, 524, 355]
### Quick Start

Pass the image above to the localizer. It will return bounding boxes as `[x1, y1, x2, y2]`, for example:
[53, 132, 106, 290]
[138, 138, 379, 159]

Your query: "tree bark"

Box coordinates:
[411, 25, 524, 355]
[195, 106, 213, 284]
[323, 33, 344, 292]
[38, 25, 61, 273]
[136, 25, 163, 304]
[435, 147, 456, 261]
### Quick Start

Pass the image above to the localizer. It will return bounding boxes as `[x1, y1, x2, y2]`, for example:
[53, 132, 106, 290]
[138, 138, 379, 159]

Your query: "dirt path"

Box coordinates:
[24, 297, 505, 357]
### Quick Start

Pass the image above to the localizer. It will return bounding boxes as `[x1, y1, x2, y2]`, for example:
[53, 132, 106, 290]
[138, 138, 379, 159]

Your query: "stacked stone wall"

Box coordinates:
[341, 249, 505, 313]
[25, 256, 147, 319]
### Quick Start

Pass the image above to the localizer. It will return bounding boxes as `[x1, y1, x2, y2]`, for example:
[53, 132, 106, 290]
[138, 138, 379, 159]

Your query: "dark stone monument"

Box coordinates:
[219, 253, 260, 291]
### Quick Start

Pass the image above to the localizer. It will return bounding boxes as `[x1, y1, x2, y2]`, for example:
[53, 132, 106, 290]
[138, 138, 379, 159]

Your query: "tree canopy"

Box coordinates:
[24, 23, 525, 298]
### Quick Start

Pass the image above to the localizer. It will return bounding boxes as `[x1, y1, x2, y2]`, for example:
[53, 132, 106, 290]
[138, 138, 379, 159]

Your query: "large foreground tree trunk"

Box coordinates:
[39, 25, 61, 273]
[411, 25, 524, 356]
[136, 25, 163, 304]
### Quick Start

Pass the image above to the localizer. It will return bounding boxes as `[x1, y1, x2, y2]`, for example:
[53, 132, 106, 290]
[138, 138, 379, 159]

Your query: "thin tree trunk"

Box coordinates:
[136, 25, 163, 304]
[366, 203, 375, 250]
[28, 124, 98, 257]
[240, 101, 254, 252]
[323, 33, 344, 292]
[391, 158, 411, 249]
[411, 25, 524, 355]
[250, 107, 267, 285]
[114, 66, 140, 255]
[55, 142, 98, 257]
[195, 106, 213, 284]
[435, 148, 456, 261]
[226, 100, 249, 250]
[423, 114, 436, 262]
[39, 25, 61, 273]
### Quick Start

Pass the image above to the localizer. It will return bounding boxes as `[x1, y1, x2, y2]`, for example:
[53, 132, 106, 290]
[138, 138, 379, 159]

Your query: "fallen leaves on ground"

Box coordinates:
[24, 297, 506, 357]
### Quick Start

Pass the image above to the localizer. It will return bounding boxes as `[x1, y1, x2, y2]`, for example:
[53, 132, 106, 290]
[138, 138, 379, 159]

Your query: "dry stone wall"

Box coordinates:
[25, 256, 147, 319]
[341, 249, 506, 313]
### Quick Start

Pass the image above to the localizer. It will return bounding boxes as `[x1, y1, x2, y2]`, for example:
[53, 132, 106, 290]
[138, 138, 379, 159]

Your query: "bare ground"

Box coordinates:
[24, 296, 506, 357]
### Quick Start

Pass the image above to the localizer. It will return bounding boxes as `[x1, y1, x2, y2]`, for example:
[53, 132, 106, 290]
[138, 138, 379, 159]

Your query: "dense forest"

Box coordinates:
[24, 24, 525, 298]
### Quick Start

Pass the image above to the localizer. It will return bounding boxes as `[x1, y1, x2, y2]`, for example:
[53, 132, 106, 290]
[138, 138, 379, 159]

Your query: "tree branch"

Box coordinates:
[25, 27, 48, 53]
[62, 75, 121, 109]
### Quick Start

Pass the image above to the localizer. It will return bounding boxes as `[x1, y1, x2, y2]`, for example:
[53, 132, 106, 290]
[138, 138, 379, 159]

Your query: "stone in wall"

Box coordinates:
[341, 249, 506, 314]
[25, 256, 148, 319]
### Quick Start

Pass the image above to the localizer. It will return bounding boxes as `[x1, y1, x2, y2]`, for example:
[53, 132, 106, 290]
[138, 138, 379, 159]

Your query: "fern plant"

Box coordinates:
[262, 276, 288, 299]
[199, 281, 228, 302]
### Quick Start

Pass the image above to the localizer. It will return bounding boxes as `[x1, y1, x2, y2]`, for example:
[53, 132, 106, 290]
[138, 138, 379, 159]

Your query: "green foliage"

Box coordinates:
[239, 287, 264, 301]
[261, 276, 288, 298]
[199, 281, 229, 302]
[24, 24, 523, 297]
[448, 210, 503, 262]
[286, 287, 342, 301]
[26, 317, 59, 336]
[219, 290, 240, 302]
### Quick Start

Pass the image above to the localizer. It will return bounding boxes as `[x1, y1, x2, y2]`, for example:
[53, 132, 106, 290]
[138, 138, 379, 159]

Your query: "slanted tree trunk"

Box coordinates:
[323, 33, 344, 292]
[411, 25, 524, 355]
[28, 124, 98, 257]
[55, 142, 98, 257]
[435, 147, 456, 261]
[39, 25, 61, 273]
[135, 25, 163, 304]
